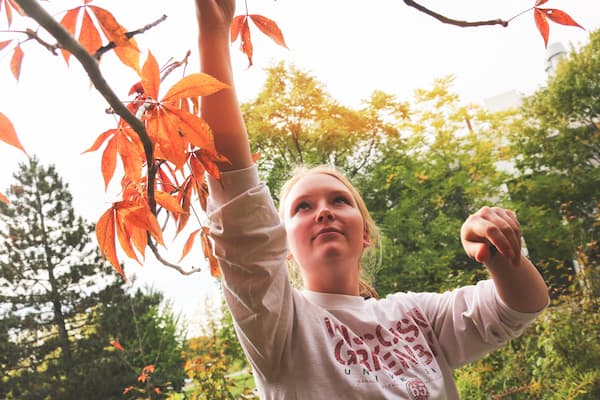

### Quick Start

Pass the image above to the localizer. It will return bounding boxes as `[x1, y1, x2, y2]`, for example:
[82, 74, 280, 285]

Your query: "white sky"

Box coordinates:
[1, 0, 598, 335]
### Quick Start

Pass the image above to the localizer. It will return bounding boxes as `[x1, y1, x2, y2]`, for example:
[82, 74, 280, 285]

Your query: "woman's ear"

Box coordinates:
[362, 229, 371, 249]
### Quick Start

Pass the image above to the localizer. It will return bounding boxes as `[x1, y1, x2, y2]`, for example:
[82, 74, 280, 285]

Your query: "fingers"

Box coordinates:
[461, 207, 522, 266]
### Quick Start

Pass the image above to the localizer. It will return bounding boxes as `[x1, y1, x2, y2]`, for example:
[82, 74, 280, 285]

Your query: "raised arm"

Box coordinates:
[460, 206, 549, 313]
[196, 0, 253, 172]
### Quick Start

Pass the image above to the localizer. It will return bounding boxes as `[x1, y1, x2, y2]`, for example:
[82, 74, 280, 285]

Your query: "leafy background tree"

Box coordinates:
[0, 158, 186, 400]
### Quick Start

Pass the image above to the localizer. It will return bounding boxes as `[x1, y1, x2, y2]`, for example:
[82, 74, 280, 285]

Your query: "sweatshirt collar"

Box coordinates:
[302, 289, 366, 310]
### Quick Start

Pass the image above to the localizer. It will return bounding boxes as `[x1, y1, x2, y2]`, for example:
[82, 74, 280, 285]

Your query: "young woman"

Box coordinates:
[196, 1, 549, 398]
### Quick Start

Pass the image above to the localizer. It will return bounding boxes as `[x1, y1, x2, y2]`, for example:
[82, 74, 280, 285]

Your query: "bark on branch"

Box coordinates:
[403, 0, 509, 28]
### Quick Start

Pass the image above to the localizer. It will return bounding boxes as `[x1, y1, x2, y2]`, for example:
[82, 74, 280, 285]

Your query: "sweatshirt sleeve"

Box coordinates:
[206, 165, 293, 379]
[410, 279, 546, 369]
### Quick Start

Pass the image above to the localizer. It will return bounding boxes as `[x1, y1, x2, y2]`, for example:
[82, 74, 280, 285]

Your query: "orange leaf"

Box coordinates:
[96, 206, 124, 279]
[123, 205, 165, 245]
[208, 252, 221, 277]
[142, 364, 155, 374]
[162, 73, 230, 103]
[201, 227, 221, 277]
[0, 192, 8, 204]
[114, 204, 142, 264]
[90, 5, 140, 72]
[179, 228, 200, 262]
[252, 152, 261, 164]
[137, 372, 148, 383]
[0, 39, 12, 51]
[101, 136, 118, 190]
[10, 44, 23, 81]
[110, 340, 125, 351]
[535, 0, 549, 5]
[89, 5, 130, 47]
[0, 112, 28, 155]
[117, 131, 144, 184]
[537, 8, 584, 29]
[122, 386, 135, 395]
[164, 106, 217, 154]
[193, 148, 228, 181]
[7, 0, 24, 16]
[230, 15, 245, 43]
[113, 43, 141, 74]
[249, 14, 288, 48]
[82, 128, 114, 154]
[79, 9, 102, 55]
[534, 8, 549, 48]
[60, 8, 80, 64]
[155, 190, 185, 214]
[147, 110, 187, 170]
[141, 51, 160, 100]
[239, 17, 253, 68]
[176, 178, 193, 234]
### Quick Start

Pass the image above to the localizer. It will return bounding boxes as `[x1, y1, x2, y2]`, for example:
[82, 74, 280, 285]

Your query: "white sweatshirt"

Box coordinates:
[207, 166, 544, 400]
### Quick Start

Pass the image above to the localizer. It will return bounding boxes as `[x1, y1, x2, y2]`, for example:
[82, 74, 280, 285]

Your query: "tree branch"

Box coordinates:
[403, 0, 509, 28]
[94, 14, 168, 59]
[14, 0, 155, 201]
[14, 0, 197, 275]
[147, 234, 202, 275]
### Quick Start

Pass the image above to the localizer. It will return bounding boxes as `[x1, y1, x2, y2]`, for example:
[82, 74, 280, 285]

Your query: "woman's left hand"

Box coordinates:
[460, 206, 522, 267]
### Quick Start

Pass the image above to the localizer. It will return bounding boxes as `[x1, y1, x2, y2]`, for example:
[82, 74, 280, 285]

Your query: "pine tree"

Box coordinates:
[0, 156, 120, 399]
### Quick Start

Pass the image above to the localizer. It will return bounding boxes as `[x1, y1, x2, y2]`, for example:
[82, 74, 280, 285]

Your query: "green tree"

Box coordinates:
[243, 61, 408, 199]
[508, 29, 600, 295]
[0, 158, 186, 400]
[0, 156, 120, 399]
[357, 77, 512, 294]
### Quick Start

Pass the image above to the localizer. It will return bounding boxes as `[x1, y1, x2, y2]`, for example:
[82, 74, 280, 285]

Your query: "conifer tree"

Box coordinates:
[0, 156, 119, 399]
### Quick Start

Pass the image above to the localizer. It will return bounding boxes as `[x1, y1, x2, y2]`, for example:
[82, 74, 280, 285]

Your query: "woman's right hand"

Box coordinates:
[195, 0, 237, 35]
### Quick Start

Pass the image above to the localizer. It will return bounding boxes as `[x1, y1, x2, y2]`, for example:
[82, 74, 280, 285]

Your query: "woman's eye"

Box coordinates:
[294, 202, 310, 213]
[334, 196, 350, 205]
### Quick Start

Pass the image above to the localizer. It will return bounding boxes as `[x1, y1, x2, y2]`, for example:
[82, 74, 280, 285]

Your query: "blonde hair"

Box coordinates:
[278, 165, 380, 299]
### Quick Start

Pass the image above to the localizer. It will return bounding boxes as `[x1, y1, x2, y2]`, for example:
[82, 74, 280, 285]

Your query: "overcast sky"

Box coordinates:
[1, 0, 598, 335]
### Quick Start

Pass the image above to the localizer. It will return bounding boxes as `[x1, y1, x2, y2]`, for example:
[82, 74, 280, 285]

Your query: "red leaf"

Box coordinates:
[249, 14, 288, 48]
[10, 44, 23, 81]
[537, 8, 584, 29]
[123, 204, 165, 246]
[0, 192, 8, 204]
[82, 129, 114, 154]
[179, 228, 200, 262]
[96, 206, 125, 279]
[90, 5, 140, 73]
[0, 39, 12, 51]
[79, 9, 102, 55]
[230, 15, 246, 43]
[110, 340, 125, 351]
[0, 111, 28, 155]
[175, 178, 193, 234]
[239, 17, 253, 68]
[534, 9, 549, 48]
[535, 0, 549, 6]
[60, 8, 80, 64]
[155, 190, 185, 215]
[101, 136, 118, 190]
[162, 73, 230, 103]
[141, 51, 160, 100]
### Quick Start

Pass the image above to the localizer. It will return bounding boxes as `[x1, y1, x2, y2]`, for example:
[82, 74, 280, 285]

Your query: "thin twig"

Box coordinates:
[403, 0, 509, 28]
[95, 14, 168, 59]
[147, 234, 202, 275]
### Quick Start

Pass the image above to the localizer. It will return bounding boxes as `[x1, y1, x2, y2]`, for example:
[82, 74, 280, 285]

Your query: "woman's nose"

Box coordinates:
[316, 207, 334, 222]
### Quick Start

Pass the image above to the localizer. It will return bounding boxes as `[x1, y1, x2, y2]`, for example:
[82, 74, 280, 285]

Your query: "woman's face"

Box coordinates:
[282, 173, 370, 290]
